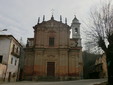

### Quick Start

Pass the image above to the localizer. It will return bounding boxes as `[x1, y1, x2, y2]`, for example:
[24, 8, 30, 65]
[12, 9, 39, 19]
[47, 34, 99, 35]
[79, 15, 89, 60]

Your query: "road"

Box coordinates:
[1, 79, 107, 85]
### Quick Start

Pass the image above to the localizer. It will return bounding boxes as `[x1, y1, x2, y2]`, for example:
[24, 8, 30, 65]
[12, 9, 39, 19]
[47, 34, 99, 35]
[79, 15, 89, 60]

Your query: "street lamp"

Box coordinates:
[0, 29, 8, 35]
[2, 29, 7, 31]
[0, 29, 7, 31]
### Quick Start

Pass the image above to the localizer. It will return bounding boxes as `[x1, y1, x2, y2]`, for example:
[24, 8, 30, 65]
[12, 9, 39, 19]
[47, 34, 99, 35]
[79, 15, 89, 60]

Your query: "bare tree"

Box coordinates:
[85, 1, 113, 85]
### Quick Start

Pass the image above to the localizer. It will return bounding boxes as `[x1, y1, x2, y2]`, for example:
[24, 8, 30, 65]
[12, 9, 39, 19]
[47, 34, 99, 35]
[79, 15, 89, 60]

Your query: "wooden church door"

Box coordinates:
[47, 62, 55, 76]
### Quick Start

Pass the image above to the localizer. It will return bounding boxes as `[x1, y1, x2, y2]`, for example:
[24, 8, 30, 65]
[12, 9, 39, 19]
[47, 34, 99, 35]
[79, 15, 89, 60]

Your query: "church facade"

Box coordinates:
[23, 15, 83, 80]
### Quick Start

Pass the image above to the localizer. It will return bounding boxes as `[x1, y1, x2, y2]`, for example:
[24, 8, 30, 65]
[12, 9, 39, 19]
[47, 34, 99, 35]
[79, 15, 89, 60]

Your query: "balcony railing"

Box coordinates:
[11, 51, 20, 58]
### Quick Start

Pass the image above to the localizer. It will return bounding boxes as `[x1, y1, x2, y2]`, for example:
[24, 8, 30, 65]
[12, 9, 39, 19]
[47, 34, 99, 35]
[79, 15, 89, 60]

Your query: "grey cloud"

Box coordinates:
[0, 0, 103, 44]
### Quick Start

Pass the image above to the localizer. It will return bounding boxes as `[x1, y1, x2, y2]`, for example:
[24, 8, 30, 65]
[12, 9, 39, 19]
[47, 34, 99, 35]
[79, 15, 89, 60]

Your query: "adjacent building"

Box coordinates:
[89, 53, 108, 78]
[0, 35, 22, 82]
[95, 53, 108, 78]
[23, 15, 83, 80]
[82, 51, 100, 79]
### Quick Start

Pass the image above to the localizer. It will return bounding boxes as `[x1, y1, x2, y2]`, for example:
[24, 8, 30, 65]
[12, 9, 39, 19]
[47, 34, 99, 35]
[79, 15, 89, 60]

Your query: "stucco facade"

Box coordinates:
[23, 16, 83, 80]
[95, 53, 108, 78]
[88, 53, 108, 79]
[0, 35, 22, 82]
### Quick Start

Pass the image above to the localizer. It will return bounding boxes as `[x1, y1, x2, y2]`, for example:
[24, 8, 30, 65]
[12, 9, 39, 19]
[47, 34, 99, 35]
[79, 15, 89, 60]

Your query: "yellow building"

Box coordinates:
[95, 53, 108, 78]
[23, 15, 83, 80]
[89, 53, 108, 79]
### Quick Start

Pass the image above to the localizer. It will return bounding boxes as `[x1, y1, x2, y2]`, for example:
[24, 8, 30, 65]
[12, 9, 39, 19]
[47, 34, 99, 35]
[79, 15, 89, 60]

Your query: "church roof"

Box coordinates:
[33, 16, 70, 29]
[72, 15, 80, 24]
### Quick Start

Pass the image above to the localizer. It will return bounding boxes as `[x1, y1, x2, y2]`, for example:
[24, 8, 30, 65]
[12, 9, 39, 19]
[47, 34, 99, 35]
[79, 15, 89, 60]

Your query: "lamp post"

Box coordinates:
[0, 29, 7, 32]
[0, 29, 8, 35]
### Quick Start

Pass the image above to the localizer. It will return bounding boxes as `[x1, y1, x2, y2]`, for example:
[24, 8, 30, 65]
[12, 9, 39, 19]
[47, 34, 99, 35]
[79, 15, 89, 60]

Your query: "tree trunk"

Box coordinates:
[106, 44, 113, 85]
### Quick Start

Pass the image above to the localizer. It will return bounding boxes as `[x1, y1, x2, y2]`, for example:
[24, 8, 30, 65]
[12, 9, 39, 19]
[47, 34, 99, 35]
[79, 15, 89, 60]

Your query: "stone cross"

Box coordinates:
[51, 9, 54, 16]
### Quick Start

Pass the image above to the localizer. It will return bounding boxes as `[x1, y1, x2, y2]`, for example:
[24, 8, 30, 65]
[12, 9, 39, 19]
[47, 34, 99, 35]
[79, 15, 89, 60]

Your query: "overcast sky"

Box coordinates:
[0, 0, 104, 45]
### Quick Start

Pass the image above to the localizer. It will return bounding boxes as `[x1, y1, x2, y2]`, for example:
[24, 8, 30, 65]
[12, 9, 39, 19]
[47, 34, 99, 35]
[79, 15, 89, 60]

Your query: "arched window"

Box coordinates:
[75, 28, 78, 33]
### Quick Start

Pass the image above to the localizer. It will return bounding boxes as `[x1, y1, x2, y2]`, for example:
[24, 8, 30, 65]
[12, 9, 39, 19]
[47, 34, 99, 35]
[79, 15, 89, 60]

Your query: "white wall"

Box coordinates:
[0, 36, 21, 82]
[0, 38, 10, 64]
[7, 55, 19, 73]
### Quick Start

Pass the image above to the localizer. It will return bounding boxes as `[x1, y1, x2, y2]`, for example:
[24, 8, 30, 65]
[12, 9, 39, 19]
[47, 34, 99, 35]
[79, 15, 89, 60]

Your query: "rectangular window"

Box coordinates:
[16, 47, 18, 53]
[0, 56, 3, 63]
[12, 44, 15, 53]
[49, 37, 54, 46]
[15, 60, 17, 65]
[11, 58, 13, 64]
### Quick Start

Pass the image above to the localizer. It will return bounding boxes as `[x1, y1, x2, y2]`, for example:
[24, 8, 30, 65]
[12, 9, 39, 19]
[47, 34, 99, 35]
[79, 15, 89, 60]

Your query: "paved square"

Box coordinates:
[0, 79, 106, 85]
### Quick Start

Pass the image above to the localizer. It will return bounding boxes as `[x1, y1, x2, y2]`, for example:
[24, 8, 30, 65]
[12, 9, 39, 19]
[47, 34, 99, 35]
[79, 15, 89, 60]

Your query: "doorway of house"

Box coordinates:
[8, 72, 11, 82]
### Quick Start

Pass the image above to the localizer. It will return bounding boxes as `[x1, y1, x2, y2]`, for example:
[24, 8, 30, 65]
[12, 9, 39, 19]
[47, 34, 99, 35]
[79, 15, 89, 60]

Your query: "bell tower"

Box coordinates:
[71, 16, 81, 47]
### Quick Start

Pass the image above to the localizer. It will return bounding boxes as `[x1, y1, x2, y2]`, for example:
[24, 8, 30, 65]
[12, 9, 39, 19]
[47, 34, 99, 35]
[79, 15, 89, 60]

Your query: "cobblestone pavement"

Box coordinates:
[0, 79, 107, 85]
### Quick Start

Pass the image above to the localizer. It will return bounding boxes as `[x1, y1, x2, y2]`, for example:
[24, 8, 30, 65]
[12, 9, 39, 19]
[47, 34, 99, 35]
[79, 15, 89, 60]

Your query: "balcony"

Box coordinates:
[11, 51, 20, 58]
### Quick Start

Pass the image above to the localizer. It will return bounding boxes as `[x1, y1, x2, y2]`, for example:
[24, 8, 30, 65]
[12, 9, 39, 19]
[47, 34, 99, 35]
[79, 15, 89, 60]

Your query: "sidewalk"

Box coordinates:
[94, 82, 107, 85]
